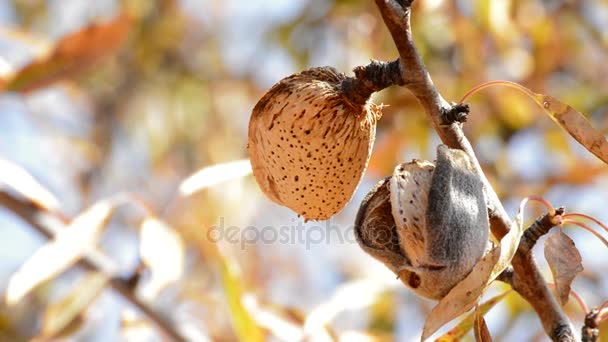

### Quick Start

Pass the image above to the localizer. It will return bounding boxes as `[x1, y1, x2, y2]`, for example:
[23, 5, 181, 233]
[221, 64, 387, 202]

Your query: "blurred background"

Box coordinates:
[0, 0, 607, 341]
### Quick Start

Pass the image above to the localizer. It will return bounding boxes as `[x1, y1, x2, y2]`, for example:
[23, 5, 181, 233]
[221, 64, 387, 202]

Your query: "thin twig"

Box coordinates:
[0, 192, 186, 342]
[365, 0, 575, 340]
[518, 208, 565, 254]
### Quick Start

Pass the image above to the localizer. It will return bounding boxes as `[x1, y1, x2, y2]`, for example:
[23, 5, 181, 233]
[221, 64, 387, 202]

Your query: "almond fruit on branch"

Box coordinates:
[355, 145, 490, 300]
[248, 62, 400, 221]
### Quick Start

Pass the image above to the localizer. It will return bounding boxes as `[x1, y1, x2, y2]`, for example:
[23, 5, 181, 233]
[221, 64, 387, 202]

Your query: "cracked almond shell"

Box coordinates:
[248, 66, 382, 220]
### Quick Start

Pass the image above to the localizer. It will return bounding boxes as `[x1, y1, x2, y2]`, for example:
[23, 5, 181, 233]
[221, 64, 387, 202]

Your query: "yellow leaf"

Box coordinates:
[6, 200, 115, 305]
[42, 273, 108, 337]
[461, 81, 608, 164]
[540, 95, 608, 164]
[218, 250, 264, 342]
[436, 291, 510, 341]
[421, 246, 500, 341]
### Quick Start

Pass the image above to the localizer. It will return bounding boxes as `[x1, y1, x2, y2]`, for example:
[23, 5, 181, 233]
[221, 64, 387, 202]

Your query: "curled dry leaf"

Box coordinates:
[461, 81, 608, 164]
[0, 158, 60, 211]
[2, 13, 132, 93]
[179, 159, 252, 196]
[6, 199, 115, 305]
[544, 229, 583, 306]
[248, 66, 382, 220]
[139, 217, 185, 299]
[474, 304, 493, 342]
[421, 246, 500, 341]
[540, 95, 608, 164]
[436, 291, 510, 341]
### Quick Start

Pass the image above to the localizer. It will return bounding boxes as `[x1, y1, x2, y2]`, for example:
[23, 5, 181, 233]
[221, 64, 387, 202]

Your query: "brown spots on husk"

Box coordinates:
[248, 67, 382, 220]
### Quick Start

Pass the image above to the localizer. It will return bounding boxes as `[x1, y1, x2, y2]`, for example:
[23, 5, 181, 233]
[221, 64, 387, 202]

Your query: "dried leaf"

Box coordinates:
[540, 95, 608, 164]
[179, 159, 252, 196]
[421, 246, 499, 341]
[462, 81, 608, 164]
[0, 158, 60, 211]
[41, 272, 108, 337]
[474, 305, 493, 342]
[218, 250, 264, 342]
[2, 13, 132, 93]
[544, 229, 583, 306]
[6, 200, 115, 305]
[422, 214, 525, 341]
[139, 217, 185, 299]
[436, 291, 510, 341]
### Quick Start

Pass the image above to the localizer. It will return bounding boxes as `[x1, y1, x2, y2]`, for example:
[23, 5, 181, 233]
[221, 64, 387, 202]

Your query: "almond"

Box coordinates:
[248, 67, 382, 220]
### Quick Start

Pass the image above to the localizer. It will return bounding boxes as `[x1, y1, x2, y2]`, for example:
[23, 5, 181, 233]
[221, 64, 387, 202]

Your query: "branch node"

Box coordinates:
[341, 59, 403, 106]
[582, 309, 600, 342]
[440, 103, 470, 125]
[519, 207, 565, 254]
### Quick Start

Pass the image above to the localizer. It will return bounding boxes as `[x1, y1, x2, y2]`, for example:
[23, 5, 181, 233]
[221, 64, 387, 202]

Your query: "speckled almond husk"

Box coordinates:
[358, 151, 490, 300]
[248, 66, 382, 221]
[389, 160, 435, 268]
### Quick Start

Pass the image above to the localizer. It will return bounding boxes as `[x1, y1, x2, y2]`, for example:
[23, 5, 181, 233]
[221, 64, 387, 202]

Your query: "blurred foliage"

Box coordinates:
[0, 0, 607, 341]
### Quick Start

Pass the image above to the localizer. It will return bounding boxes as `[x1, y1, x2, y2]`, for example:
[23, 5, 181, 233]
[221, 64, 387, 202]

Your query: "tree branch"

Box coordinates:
[0, 192, 187, 342]
[498, 209, 573, 341]
[365, 0, 575, 340]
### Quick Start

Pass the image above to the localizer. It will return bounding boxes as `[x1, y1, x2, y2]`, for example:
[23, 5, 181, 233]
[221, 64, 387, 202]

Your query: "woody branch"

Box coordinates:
[345, 0, 576, 340]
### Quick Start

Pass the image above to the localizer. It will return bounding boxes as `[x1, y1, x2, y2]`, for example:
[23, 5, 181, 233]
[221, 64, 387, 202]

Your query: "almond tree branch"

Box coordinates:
[0, 192, 187, 342]
[498, 209, 574, 341]
[363, 1, 574, 340]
